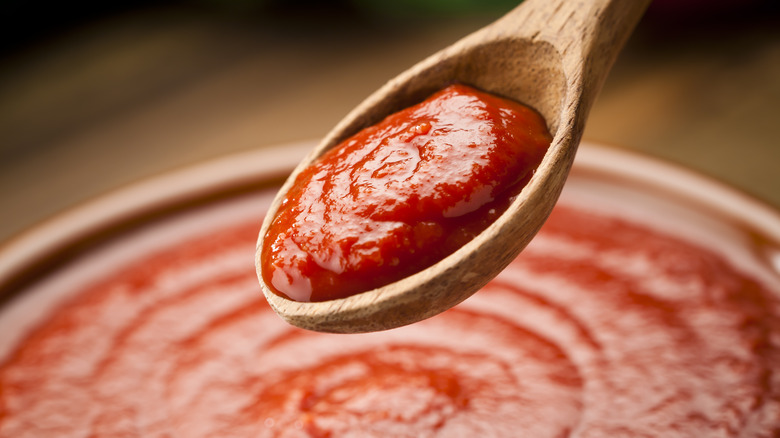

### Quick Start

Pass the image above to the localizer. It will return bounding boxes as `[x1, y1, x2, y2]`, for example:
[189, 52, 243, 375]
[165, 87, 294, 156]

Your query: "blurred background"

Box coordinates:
[1, 0, 779, 244]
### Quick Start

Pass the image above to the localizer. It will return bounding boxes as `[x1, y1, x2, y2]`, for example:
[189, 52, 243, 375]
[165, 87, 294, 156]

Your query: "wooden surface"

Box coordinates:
[1, 3, 778, 246]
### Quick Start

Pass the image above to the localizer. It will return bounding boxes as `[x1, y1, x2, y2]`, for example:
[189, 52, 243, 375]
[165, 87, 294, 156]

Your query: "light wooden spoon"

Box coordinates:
[256, 0, 650, 333]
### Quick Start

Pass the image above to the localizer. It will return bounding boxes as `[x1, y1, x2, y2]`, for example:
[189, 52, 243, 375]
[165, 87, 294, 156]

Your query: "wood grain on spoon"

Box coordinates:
[256, 0, 651, 333]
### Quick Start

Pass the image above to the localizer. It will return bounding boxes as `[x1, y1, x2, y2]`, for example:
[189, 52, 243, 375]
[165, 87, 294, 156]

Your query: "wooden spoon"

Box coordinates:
[256, 0, 651, 333]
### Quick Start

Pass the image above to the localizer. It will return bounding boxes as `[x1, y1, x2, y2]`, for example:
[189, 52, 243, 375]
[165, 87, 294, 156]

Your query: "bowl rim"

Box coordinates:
[573, 144, 780, 242]
[0, 141, 313, 302]
[1, 141, 779, 302]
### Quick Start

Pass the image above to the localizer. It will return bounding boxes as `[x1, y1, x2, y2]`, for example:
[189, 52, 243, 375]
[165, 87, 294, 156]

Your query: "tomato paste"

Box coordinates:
[1, 188, 778, 436]
[261, 84, 552, 302]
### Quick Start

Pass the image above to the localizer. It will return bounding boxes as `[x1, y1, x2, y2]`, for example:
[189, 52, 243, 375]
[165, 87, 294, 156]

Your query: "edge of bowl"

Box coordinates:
[1, 140, 778, 305]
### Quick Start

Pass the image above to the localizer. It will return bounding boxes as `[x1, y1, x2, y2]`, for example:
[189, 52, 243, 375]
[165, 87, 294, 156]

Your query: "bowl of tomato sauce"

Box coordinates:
[0, 141, 779, 436]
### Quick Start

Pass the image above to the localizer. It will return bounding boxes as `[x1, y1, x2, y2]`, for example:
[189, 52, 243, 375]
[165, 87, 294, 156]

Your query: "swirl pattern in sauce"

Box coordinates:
[0, 191, 778, 437]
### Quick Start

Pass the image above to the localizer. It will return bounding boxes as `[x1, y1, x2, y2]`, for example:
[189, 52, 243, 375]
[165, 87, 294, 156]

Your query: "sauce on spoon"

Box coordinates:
[261, 84, 551, 302]
[256, 0, 652, 332]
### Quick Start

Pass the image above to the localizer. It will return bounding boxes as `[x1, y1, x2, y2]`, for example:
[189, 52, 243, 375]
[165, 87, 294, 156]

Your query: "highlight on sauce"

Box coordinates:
[260, 84, 552, 302]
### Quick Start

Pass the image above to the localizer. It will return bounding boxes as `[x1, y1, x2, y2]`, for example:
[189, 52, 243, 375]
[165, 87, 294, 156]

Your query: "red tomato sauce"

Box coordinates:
[261, 84, 552, 302]
[1, 190, 779, 437]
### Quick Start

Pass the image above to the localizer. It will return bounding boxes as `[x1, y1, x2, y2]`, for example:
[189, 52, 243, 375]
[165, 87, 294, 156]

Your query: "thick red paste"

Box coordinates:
[261, 84, 551, 302]
[1, 189, 779, 437]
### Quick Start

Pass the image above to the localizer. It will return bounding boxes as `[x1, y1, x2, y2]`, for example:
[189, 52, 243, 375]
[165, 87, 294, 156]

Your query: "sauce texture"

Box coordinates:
[261, 84, 552, 302]
[1, 189, 779, 437]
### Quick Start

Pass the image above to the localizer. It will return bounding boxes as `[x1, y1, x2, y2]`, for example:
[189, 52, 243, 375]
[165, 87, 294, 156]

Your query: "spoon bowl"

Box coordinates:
[257, 0, 651, 333]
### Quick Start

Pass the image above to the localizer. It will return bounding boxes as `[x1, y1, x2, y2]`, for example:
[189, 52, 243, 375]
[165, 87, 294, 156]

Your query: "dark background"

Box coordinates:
[1, 0, 779, 243]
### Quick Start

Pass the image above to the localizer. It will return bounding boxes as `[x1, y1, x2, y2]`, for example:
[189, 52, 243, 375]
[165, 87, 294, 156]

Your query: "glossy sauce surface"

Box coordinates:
[1, 188, 779, 437]
[261, 84, 551, 302]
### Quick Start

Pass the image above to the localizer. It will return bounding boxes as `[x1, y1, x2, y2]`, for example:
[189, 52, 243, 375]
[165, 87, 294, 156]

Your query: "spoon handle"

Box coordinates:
[490, 0, 651, 112]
